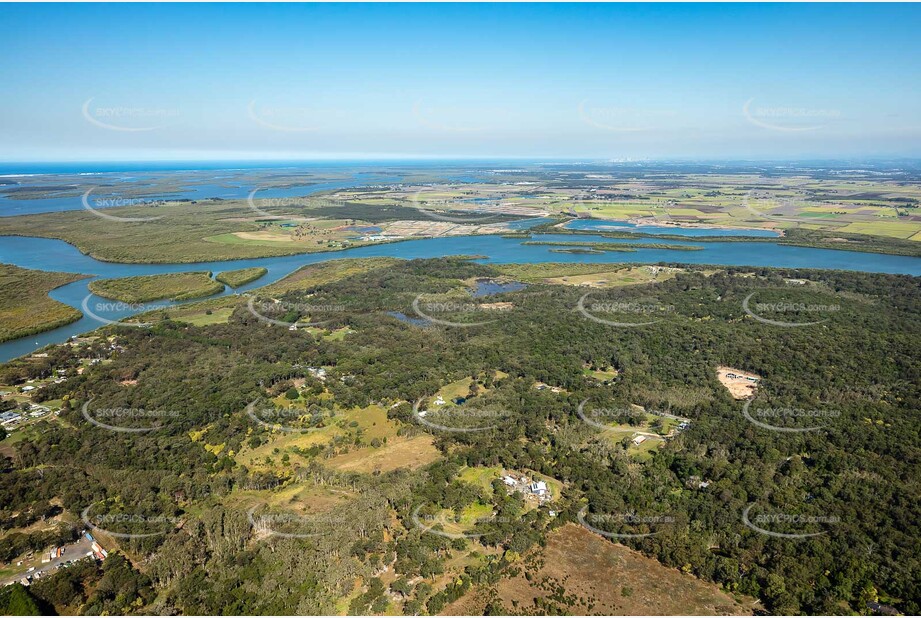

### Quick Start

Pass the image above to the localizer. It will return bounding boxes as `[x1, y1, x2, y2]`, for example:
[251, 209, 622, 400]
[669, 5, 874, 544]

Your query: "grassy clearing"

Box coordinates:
[89, 272, 224, 303]
[241, 400, 442, 475]
[179, 307, 235, 326]
[583, 365, 619, 381]
[215, 267, 267, 288]
[0, 264, 88, 343]
[323, 435, 440, 473]
[457, 466, 502, 496]
[496, 263, 712, 289]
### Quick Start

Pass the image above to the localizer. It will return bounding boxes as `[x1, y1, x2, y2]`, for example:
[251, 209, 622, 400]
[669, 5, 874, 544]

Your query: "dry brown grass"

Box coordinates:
[443, 523, 757, 616]
[323, 435, 440, 473]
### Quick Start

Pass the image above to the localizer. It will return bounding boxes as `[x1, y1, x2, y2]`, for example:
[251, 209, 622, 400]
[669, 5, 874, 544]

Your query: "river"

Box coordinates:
[0, 167, 919, 362]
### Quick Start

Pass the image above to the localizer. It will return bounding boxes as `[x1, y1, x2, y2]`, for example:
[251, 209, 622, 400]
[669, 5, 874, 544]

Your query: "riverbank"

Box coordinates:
[0, 230, 919, 363]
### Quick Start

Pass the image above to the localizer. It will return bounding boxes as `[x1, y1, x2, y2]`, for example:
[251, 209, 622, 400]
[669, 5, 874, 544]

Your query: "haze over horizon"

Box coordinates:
[2, 3, 920, 163]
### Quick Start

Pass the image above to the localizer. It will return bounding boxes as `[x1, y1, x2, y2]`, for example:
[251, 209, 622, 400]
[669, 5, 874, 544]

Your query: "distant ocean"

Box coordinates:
[0, 159, 544, 176]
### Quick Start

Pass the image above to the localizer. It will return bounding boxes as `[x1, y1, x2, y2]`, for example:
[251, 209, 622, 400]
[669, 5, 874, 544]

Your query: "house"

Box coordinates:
[866, 602, 899, 616]
[306, 367, 327, 380]
[502, 475, 517, 487]
[434, 396, 445, 406]
[21, 385, 36, 392]
[530, 481, 548, 496]
[632, 435, 648, 446]
[1, 411, 22, 426]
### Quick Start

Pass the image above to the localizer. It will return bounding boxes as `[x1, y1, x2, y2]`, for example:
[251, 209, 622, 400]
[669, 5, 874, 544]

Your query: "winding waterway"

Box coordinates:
[1, 231, 919, 362]
[1, 168, 919, 362]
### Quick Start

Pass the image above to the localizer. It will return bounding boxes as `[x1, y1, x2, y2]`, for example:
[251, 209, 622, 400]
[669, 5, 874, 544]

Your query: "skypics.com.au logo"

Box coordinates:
[81, 296, 155, 328]
[742, 291, 840, 327]
[578, 506, 676, 539]
[577, 293, 675, 327]
[246, 189, 344, 223]
[247, 505, 349, 539]
[407, 189, 506, 225]
[81, 187, 167, 222]
[742, 503, 839, 539]
[246, 298, 345, 328]
[411, 399, 511, 434]
[81, 398, 181, 433]
[82, 98, 181, 132]
[82, 504, 180, 539]
[245, 399, 334, 433]
[742, 401, 840, 433]
[411, 504, 520, 540]
[742, 97, 840, 133]
[575, 400, 644, 432]
[411, 295, 512, 328]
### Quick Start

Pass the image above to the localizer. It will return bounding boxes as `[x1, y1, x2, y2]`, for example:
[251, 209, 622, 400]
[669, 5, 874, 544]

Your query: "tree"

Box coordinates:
[1, 584, 42, 615]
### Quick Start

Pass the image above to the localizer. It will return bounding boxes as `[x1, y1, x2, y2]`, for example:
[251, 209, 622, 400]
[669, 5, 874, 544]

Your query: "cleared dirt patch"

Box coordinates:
[716, 366, 761, 400]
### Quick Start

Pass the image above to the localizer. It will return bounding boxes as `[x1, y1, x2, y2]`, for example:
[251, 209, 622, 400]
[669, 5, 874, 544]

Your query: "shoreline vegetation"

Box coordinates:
[0, 264, 89, 343]
[215, 267, 268, 288]
[88, 271, 225, 303]
[528, 217, 921, 257]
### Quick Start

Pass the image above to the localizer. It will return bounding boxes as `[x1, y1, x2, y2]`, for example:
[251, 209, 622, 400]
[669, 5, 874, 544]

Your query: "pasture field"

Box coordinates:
[179, 307, 235, 326]
[457, 465, 502, 495]
[89, 271, 224, 303]
[241, 399, 442, 475]
[0, 264, 88, 342]
[323, 434, 440, 473]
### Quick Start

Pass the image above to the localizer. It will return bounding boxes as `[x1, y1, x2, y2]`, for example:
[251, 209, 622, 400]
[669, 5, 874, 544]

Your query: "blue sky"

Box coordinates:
[1, 3, 919, 162]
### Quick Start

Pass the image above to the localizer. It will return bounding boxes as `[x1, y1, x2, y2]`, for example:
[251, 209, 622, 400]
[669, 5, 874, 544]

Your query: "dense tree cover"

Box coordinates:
[0, 258, 918, 614]
[22, 553, 154, 615]
[0, 583, 44, 615]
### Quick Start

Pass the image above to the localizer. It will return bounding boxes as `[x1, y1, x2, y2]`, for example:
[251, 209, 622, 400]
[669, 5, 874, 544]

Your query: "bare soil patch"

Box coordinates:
[716, 366, 761, 399]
